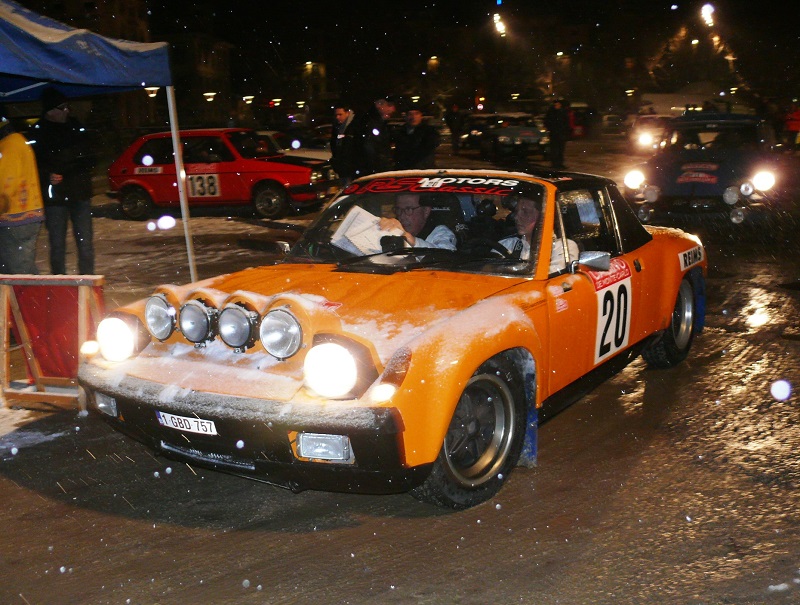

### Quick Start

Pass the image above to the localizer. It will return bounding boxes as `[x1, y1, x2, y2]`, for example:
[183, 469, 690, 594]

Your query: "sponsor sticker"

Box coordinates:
[679, 245, 704, 271]
[134, 166, 163, 174]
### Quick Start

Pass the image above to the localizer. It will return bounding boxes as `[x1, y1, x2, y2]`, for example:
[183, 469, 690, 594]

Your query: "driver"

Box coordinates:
[379, 193, 457, 250]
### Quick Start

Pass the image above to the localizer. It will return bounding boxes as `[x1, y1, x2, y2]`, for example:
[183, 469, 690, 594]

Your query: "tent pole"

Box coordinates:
[166, 85, 197, 283]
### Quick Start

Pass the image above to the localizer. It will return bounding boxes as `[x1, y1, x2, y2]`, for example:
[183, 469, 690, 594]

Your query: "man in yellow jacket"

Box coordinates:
[0, 116, 45, 274]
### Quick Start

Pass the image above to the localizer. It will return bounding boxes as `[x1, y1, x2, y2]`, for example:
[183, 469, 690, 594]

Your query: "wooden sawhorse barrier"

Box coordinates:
[1, 275, 104, 411]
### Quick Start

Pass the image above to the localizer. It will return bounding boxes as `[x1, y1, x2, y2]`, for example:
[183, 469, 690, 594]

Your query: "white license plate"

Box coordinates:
[156, 411, 218, 435]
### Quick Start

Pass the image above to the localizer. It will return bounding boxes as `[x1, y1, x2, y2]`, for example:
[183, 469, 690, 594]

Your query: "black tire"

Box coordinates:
[642, 277, 696, 368]
[411, 355, 527, 509]
[253, 183, 289, 219]
[119, 187, 154, 220]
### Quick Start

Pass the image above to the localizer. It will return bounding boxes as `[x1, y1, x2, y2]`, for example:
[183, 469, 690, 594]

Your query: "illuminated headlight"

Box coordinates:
[723, 186, 740, 205]
[304, 342, 357, 398]
[296, 433, 352, 461]
[740, 181, 755, 197]
[218, 305, 258, 350]
[643, 186, 660, 203]
[179, 300, 216, 344]
[259, 309, 302, 359]
[752, 171, 775, 191]
[624, 170, 646, 190]
[309, 169, 323, 183]
[497, 135, 511, 144]
[145, 295, 175, 340]
[97, 317, 136, 362]
[637, 133, 654, 147]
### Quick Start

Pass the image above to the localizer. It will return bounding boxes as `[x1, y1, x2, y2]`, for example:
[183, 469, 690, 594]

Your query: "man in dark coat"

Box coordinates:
[351, 96, 397, 177]
[544, 98, 572, 169]
[32, 87, 96, 274]
[393, 104, 440, 170]
[330, 102, 357, 184]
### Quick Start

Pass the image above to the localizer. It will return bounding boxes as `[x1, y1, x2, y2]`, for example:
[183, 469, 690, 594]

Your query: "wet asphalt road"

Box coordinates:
[1, 137, 799, 605]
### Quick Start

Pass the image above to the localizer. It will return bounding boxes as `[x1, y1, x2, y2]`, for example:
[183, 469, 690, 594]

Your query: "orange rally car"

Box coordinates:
[79, 168, 707, 509]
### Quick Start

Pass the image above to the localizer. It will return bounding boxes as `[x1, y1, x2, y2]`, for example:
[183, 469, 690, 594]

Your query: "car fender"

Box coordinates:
[383, 293, 544, 468]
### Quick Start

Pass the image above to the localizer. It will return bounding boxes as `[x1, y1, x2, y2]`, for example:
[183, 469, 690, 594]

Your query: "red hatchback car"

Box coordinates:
[108, 128, 341, 220]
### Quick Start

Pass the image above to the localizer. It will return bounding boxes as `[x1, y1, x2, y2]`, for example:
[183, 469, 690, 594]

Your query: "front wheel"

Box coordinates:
[411, 356, 526, 509]
[119, 187, 153, 220]
[253, 183, 289, 219]
[642, 277, 696, 368]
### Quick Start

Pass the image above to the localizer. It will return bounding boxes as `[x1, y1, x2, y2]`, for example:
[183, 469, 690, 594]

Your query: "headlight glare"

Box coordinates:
[638, 133, 654, 147]
[752, 171, 775, 191]
[740, 181, 755, 196]
[624, 170, 646, 190]
[97, 317, 136, 362]
[179, 300, 216, 344]
[304, 342, 358, 398]
[145, 295, 175, 340]
[218, 305, 257, 350]
[260, 309, 302, 359]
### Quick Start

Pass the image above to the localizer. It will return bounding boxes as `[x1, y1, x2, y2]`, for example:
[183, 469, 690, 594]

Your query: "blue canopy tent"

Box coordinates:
[0, 0, 196, 280]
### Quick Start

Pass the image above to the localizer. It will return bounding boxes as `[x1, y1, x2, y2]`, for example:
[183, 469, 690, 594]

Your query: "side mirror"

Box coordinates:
[571, 250, 611, 272]
[276, 241, 292, 254]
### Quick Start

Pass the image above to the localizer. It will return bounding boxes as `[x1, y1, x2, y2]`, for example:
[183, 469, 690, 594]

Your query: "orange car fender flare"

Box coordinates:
[387, 301, 544, 468]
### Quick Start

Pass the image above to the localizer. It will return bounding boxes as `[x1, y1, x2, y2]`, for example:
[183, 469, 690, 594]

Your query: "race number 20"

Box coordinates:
[590, 259, 633, 364]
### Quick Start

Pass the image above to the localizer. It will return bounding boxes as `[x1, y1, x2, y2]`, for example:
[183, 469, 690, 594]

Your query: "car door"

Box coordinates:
[182, 135, 247, 204]
[545, 187, 636, 394]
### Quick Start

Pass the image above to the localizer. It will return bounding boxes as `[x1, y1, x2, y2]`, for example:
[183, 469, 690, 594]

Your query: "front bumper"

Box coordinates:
[79, 363, 429, 494]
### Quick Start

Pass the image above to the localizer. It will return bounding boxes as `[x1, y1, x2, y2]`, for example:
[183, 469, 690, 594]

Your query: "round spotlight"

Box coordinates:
[145, 295, 175, 341]
[97, 317, 136, 362]
[304, 342, 358, 398]
[259, 309, 302, 359]
[739, 181, 755, 197]
[752, 171, 775, 191]
[218, 305, 257, 350]
[624, 170, 645, 190]
[179, 300, 216, 344]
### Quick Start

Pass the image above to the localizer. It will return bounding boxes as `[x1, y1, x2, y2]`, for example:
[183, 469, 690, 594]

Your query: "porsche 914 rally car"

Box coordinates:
[108, 128, 340, 220]
[79, 168, 707, 509]
[622, 113, 800, 225]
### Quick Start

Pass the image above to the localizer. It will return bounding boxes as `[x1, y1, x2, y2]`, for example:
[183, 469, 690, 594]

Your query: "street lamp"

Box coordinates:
[203, 92, 217, 102]
[144, 86, 160, 98]
[493, 13, 506, 37]
[701, 4, 715, 27]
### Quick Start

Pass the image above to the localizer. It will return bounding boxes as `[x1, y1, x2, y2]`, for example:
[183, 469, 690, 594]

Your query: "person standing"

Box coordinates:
[330, 102, 357, 184]
[544, 98, 571, 169]
[444, 103, 464, 154]
[352, 96, 397, 177]
[0, 117, 45, 274]
[32, 88, 96, 275]
[393, 104, 440, 170]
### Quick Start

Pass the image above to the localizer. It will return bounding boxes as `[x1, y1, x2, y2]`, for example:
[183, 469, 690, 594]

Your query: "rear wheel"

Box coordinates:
[411, 356, 526, 509]
[119, 187, 153, 220]
[642, 277, 696, 368]
[253, 183, 289, 219]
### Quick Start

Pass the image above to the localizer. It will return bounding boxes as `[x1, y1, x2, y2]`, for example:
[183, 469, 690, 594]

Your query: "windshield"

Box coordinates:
[286, 175, 547, 275]
[664, 124, 761, 151]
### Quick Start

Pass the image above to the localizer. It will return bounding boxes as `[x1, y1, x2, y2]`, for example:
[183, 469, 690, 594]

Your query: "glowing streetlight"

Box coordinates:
[493, 13, 506, 37]
[144, 86, 160, 98]
[203, 92, 217, 102]
[701, 4, 714, 27]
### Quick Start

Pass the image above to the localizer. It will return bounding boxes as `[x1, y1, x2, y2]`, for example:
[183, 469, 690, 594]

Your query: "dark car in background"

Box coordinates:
[108, 128, 340, 220]
[478, 113, 549, 162]
[622, 113, 799, 225]
[627, 114, 673, 154]
[459, 113, 499, 150]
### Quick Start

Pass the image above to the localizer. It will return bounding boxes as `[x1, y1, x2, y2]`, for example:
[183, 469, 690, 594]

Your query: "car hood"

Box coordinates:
[203, 263, 529, 362]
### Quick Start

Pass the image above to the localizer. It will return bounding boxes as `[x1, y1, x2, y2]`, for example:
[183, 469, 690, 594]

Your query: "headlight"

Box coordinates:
[96, 317, 136, 362]
[752, 171, 775, 191]
[310, 169, 323, 183]
[497, 135, 511, 144]
[304, 342, 357, 398]
[179, 300, 216, 344]
[637, 133, 654, 147]
[218, 305, 258, 350]
[145, 295, 175, 341]
[259, 309, 302, 359]
[624, 170, 646, 190]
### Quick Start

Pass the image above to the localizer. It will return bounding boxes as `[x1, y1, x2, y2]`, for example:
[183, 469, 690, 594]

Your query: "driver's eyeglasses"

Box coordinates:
[394, 206, 422, 216]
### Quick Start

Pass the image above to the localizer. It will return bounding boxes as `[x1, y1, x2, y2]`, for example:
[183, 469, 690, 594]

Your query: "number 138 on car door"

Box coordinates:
[589, 258, 633, 365]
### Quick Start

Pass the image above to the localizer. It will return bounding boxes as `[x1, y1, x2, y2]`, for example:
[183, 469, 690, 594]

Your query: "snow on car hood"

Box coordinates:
[206, 263, 528, 362]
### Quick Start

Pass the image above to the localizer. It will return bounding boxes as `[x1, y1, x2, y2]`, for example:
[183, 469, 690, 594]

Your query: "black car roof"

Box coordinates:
[672, 112, 762, 126]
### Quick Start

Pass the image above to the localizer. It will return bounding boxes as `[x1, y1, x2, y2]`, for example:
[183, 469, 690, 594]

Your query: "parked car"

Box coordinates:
[478, 113, 549, 161]
[255, 129, 331, 161]
[80, 167, 707, 510]
[627, 114, 673, 154]
[459, 113, 499, 150]
[108, 128, 340, 220]
[623, 113, 799, 225]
